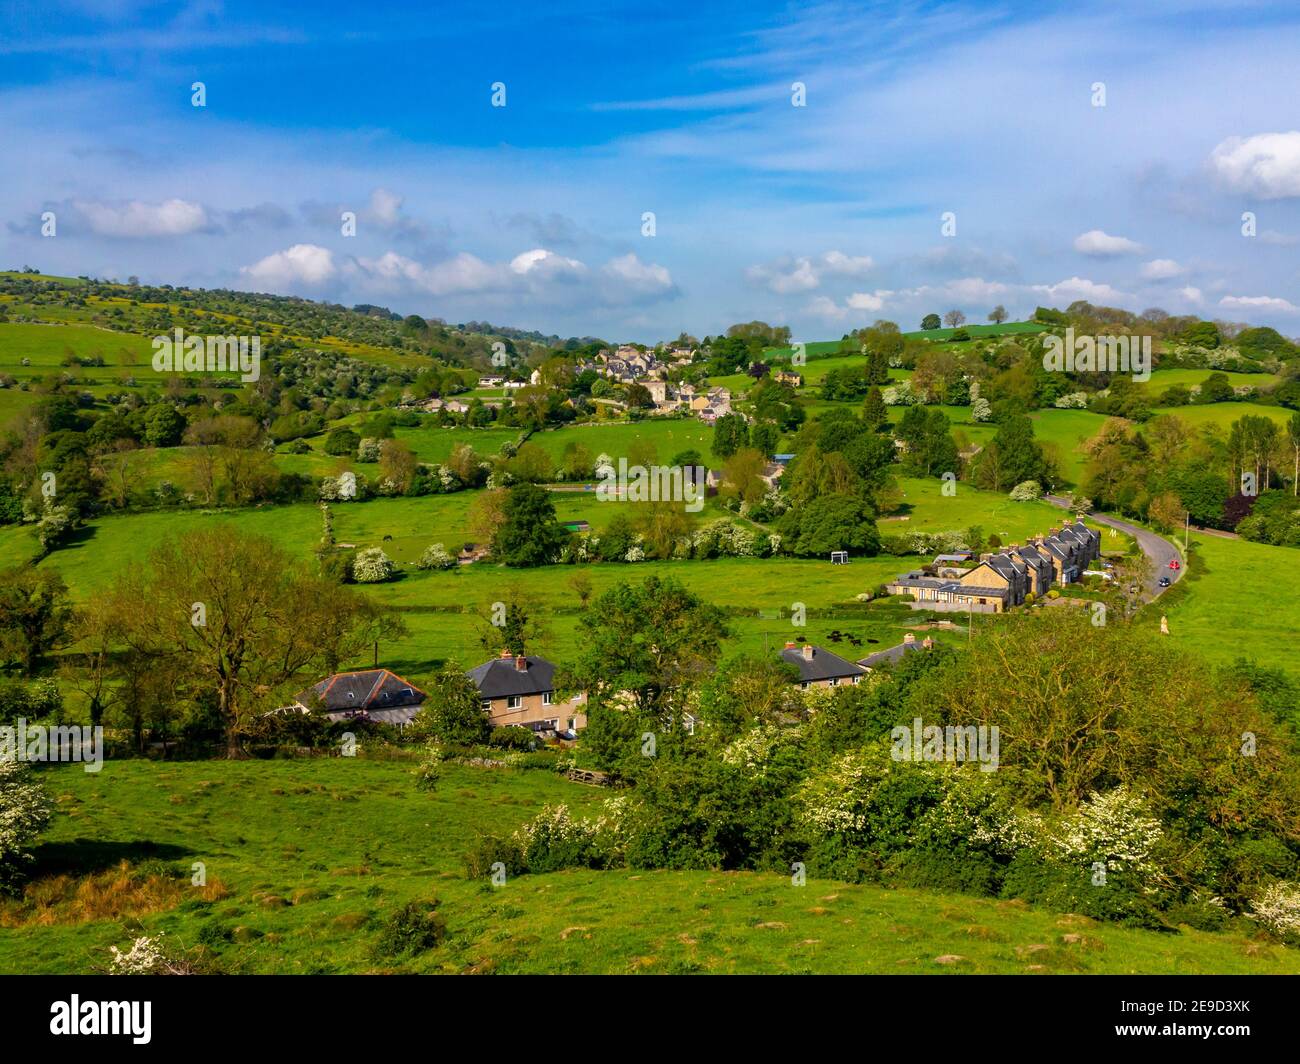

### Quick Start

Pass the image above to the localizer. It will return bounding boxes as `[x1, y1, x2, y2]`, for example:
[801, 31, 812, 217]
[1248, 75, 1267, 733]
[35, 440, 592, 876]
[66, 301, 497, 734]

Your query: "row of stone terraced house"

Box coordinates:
[884, 519, 1103, 613]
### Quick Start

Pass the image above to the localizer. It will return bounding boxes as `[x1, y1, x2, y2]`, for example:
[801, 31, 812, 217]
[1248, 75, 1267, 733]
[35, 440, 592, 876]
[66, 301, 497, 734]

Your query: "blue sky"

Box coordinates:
[4, 0, 1300, 342]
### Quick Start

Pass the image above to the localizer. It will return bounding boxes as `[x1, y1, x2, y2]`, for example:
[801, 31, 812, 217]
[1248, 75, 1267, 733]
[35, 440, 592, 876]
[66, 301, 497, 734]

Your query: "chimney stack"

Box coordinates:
[784, 641, 797, 650]
[499, 648, 512, 659]
[903, 632, 916, 645]
[514, 655, 527, 672]
[922, 636, 934, 650]
[802, 644, 815, 661]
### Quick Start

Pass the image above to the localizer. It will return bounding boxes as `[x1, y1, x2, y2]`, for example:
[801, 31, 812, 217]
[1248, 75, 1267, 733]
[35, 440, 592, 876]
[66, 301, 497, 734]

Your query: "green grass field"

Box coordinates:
[1160, 532, 1300, 677]
[0, 469, 1115, 678]
[764, 321, 1047, 363]
[886, 476, 1077, 543]
[2, 758, 1293, 975]
[1140, 367, 1280, 395]
[1147, 401, 1295, 433]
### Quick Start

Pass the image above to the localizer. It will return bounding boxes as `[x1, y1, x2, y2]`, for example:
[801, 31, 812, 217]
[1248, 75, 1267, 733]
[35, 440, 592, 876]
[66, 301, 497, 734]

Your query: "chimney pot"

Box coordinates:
[903, 632, 916, 644]
[784, 641, 797, 650]
[922, 636, 934, 649]
[514, 655, 527, 672]
[499, 648, 512, 659]
[802, 644, 815, 661]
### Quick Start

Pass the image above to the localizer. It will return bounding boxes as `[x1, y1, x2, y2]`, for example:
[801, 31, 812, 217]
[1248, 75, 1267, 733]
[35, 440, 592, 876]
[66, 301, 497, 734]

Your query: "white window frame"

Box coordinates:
[507, 695, 523, 711]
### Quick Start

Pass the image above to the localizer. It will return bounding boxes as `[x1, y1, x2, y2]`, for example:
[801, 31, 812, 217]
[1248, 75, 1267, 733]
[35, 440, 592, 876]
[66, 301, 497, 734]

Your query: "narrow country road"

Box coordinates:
[1044, 495, 1184, 601]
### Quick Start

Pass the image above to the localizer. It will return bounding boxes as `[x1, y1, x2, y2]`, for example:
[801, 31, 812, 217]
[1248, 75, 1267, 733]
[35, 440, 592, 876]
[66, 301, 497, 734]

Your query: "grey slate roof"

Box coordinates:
[297, 669, 425, 715]
[468, 655, 558, 699]
[779, 644, 866, 683]
[858, 641, 924, 670]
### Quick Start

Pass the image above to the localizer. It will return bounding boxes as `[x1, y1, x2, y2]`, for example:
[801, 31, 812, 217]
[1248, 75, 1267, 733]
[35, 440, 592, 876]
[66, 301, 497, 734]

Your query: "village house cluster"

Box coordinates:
[470, 345, 733, 424]
[291, 627, 950, 739]
[885, 519, 1103, 613]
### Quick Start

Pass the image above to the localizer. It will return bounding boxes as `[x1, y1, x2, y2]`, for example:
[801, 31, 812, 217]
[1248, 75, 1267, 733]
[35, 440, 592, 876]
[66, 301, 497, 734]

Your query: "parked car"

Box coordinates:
[1158, 576, 1171, 587]
[1168, 560, 1181, 570]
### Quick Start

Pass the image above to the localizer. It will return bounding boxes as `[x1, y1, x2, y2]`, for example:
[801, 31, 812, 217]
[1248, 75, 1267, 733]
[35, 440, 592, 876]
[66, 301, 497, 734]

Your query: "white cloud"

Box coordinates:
[820, 250, 875, 276]
[1219, 294, 1299, 314]
[1031, 276, 1130, 305]
[1209, 132, 1300, 200]
[939, 277, 1010, 302]
[807, 295, 848, 320]
[74, 197, 208, 237]
[241, 243, 337, 286]
[846, 290, 891, 312]
[345, 247, 672, 307]
[509, 247, 586, 278]
[746, 250, 873, 293]
[1140, 258, 1184, 280]
[367, 188, 403, 226]
[1180, 286, 1203, 304]
[1259, 229, 1299, 247]
[602, 253, 674, 294]
[1073, 230, 1142, 257]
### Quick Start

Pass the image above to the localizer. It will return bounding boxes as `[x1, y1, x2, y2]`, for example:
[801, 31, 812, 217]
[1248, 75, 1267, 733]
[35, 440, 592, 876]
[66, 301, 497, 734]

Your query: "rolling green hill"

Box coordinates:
[2, 759, 1293, 975]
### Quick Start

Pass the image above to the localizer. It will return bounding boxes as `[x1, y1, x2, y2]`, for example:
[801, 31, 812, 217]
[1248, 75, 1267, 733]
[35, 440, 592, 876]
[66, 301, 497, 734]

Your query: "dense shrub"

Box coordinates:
[416, 543, 456, 570]
[351, 547, 396, 583]
[488, 726, 535, 750]
[372, 899, 446, 960]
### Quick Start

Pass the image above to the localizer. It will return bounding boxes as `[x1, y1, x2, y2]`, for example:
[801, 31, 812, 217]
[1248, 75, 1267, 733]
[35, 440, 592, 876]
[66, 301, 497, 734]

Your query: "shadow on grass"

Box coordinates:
[29, 838, 192, 878]
[45, 522, 99, 554]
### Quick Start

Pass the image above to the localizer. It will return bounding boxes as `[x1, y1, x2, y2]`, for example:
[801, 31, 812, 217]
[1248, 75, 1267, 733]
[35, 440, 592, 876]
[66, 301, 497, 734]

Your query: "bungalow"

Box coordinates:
[467, 650, 587, 735]
[477, 374, 505, 388]
[292, 668, 426, 725]
[859, 632, 933, 672]
[779, 642, 867, 689]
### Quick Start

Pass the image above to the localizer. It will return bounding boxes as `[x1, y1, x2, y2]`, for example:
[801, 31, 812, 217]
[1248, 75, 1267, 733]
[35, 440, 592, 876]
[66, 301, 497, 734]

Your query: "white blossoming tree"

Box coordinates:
[0, 759, 52, 893]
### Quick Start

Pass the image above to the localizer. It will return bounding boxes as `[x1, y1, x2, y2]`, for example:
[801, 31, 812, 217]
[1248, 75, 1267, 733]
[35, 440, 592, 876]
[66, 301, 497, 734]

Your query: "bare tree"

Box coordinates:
[943, 309, 966, 328]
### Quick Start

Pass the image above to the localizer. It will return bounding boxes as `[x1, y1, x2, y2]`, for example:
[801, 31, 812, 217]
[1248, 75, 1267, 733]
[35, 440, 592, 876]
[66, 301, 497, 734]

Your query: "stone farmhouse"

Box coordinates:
[467, 650, 587, 736]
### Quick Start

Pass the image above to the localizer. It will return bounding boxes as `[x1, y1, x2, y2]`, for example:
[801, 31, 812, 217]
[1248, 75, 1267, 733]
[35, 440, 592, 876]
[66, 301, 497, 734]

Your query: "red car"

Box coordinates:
[1168, 560, 1181, 570]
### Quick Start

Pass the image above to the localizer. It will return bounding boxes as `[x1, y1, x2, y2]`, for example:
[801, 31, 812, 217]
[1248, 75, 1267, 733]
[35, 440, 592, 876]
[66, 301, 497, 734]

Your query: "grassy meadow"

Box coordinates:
[1158, 531, 1300, 677]
[2, 758, 1295, 976]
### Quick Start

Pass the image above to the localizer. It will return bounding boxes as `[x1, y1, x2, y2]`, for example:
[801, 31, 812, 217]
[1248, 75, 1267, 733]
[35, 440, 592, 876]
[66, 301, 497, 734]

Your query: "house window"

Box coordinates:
[480, 699, 491, 712]
[829, 677, 839, 687]
[852, 676, 861, 685]
[507, 695, 523, 711]
[542, 691, 553, 706]
[800, 681, 810, 690]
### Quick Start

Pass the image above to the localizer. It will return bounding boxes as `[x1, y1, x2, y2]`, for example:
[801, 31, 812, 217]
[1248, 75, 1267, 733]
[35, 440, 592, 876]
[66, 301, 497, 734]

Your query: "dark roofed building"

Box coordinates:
[467, 650, 587, 735]
[779, 642, 866, 689]
[859, 632, 934, 672]
[295, 669, 426, 725]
